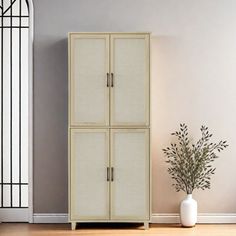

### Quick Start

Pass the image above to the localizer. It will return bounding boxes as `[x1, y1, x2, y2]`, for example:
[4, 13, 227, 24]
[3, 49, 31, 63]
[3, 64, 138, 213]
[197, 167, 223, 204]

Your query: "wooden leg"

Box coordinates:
[71, 222, 76, 230]
[144, 221, 149, 230]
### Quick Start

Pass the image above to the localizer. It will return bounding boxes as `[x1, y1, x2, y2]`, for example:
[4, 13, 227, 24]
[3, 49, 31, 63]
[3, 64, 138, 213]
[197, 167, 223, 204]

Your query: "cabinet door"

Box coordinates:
[110, 34, 150, 127]
[110, 129, 150, 220]
[69, 34, 109, 126]
[70, 129, 109, 220]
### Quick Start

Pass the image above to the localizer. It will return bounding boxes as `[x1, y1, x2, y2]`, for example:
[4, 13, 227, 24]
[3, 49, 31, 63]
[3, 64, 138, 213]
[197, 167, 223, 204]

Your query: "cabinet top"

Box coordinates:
[68, 32, 151, 36]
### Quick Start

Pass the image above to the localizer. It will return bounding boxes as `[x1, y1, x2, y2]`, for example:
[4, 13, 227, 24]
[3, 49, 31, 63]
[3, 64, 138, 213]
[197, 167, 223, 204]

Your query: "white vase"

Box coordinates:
[180, 194, 197, 227]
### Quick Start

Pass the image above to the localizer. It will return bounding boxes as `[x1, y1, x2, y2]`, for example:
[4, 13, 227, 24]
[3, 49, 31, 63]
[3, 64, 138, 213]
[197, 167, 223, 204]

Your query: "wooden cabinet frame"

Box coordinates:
[68, 32, 151, 230]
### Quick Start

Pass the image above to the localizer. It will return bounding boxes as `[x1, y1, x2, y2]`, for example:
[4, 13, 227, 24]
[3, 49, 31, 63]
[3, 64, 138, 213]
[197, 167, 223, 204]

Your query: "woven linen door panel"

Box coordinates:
[69, 34, 109, 126]
[110, 34, 149, 126]
[110, 129, 150, 220]
[70, 129, 109, 220]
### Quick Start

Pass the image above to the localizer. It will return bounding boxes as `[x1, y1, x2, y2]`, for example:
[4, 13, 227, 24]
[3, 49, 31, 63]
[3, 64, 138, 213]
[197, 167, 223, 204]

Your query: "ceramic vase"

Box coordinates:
[180, 194, 197, 227]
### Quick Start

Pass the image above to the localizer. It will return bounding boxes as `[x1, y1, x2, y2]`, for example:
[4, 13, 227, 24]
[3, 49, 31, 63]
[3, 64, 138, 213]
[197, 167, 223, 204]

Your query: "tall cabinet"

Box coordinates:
[68, 33, 151, 230]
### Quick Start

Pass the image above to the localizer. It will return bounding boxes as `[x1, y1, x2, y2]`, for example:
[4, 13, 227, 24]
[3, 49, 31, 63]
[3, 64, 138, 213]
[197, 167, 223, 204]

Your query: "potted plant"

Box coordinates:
[163, 124, 228, 227]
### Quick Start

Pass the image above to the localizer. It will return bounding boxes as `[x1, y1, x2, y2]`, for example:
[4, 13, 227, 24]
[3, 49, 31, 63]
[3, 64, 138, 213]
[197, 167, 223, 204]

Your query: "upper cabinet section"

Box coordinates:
[69, 33, 150, 127]
[69, 34, 110, 127]
[110, 34, 150, 126]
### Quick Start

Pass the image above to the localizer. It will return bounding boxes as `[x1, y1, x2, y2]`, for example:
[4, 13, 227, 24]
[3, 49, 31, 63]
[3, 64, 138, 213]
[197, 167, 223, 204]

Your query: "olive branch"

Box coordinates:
[163, 124, 228, 194]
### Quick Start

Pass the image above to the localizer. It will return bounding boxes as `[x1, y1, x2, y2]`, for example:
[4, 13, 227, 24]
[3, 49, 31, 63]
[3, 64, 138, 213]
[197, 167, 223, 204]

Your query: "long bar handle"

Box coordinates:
[111, 167, 114, 181]
[106, 73, 110, 87]
[107, 167, 110, 181]
[111, 73, 114, 87]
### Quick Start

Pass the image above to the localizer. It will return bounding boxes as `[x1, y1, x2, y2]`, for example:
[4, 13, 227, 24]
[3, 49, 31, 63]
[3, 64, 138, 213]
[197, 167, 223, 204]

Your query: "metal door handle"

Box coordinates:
[107, 167, 110, 181]
[106, 73, 110, 87]
[111, 167, 114, 181]
[111, 73, 114, 87]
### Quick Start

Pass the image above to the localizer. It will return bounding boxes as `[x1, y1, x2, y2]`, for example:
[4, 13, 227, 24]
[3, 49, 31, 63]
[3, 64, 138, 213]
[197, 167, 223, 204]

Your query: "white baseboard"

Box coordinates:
[0, 209, 29, 222]
[33, 213, 236, 224]
[151, 213, 180, 224]
[33, 214, 68, 223]
[151, 213, 236, 224]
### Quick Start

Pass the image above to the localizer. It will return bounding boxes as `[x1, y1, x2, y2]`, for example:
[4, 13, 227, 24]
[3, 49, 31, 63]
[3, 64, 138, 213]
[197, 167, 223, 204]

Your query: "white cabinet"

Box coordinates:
[68, 33, 150, 230]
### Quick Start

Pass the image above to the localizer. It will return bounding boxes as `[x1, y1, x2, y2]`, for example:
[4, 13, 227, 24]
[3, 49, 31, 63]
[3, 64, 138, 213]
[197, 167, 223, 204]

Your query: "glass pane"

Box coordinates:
[12, 0, 19, 16]
[21, 18, 28, 27]
[12, 18, 19, 27]
[3, 0, 11, 16]
[3, 18, 10, 27]
[21, 185, 28, 207]
[0, 29, 1, 186]
[12, 29, 20, 183]
[12, 185, 19, 207]
[21, 0, 28, 16]
[3, 185, 10, 207]
[3, 28, 10, 183]
[21, 28, 28, 184]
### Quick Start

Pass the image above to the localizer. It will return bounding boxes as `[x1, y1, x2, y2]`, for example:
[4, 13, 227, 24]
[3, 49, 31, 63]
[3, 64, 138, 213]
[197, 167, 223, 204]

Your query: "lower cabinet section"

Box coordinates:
[70, 129, 110, 220]
[69, 128, 150, 228]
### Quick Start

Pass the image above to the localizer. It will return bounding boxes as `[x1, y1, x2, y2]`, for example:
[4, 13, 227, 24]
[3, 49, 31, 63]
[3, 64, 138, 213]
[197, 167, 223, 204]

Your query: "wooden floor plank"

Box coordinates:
[0, 223, 236, 236]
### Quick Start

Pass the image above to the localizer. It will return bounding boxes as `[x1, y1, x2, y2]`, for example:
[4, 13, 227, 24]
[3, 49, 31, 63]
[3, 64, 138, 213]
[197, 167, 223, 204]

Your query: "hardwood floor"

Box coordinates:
[0, 223, 236, 236]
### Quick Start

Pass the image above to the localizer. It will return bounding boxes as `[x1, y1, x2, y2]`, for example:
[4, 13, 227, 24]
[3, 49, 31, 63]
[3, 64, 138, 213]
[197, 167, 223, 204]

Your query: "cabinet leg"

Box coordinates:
[144, 221, 149, 230]
[71, 222, 76, 230]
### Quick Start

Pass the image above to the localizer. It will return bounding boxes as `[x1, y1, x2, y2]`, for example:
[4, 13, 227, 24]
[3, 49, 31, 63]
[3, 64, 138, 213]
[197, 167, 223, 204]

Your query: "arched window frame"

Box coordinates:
[0, 0, 33, 223]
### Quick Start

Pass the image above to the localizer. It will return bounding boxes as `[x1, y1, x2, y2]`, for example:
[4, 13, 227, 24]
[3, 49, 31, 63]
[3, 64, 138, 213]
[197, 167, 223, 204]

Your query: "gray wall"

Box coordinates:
[34, 0, 236, 213]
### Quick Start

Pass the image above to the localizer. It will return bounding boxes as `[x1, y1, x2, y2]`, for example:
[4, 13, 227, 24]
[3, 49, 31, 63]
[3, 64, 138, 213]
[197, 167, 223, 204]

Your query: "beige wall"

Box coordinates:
[34, 0, 236, 213]
[151, 37, 235, 213]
